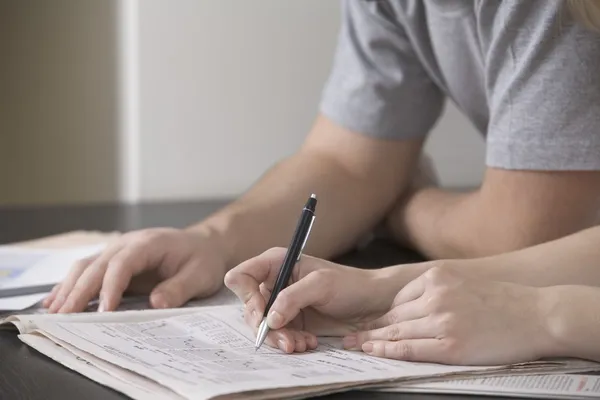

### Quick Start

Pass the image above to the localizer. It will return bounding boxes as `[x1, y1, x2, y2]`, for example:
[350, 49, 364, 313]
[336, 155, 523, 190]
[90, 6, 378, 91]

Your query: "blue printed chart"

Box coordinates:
[0, 245, 105, 310]
[0, 250, 53, 289]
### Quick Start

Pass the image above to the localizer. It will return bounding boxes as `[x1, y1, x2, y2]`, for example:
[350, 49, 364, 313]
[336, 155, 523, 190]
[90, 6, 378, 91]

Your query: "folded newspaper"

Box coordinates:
[2, 300, 600, 400]
[379, 373, 600, 399]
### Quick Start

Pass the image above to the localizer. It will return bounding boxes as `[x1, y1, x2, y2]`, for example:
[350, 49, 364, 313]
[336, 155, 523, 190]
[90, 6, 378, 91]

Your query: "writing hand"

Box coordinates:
[225, 248, 392, 353]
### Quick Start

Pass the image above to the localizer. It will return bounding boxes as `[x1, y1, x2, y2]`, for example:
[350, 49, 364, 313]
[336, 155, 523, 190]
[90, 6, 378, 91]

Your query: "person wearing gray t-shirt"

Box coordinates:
[319, 0, 600, 259]
[48, 0, 600, 315]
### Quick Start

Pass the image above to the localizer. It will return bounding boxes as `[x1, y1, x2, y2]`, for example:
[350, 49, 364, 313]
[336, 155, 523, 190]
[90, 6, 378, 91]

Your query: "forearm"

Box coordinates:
[393, 186, 599, 260]
[538, 285, 600, 362]
[442, 225, 600, 287]
[374, 225, 600, 299]
[389, 187, 471, 259]
[191, 150, 409, 269]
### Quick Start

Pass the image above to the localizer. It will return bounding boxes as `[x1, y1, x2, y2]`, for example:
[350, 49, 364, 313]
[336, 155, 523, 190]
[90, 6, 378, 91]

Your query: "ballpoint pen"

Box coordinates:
[254, 193, 317, 351]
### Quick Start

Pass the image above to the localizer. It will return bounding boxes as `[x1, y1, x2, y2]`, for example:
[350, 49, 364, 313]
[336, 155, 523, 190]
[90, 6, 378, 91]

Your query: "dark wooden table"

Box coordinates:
[0, 201, 519, 400]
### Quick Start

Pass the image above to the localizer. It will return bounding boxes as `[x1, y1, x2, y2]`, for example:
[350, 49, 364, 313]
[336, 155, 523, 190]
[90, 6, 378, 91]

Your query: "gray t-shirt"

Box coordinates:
[319, 0, 600, 170]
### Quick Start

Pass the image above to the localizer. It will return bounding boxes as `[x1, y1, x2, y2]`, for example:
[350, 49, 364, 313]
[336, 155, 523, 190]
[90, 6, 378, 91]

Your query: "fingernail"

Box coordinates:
[342, 335, 357, 350]
[362, 342, 374, 354]
[152, 293, 169, 309]
[277, 340, 287, 352]
[267, 311, 283, 328]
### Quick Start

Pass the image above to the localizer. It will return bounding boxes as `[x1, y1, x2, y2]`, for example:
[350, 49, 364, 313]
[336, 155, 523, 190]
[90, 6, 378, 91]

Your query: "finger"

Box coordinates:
[42, 284, 61, 308]
[266, 270, 333, 330]
[58, 249, 124, 313]
[392, 273, 427, 307]
[362, 296, 428, 331]
[266, 328, 309, 354]
[362, 339, 447, 363]
[99, 244, 152, 311]
[301, 330, 318, 350]
[354, 318, 434, 348]
[259, 282, 272, 301]
[243, 310, 279, 350]
[149, 259, 219, 309]
[49, 254, 98, 313]
[224, 248, 286, 304]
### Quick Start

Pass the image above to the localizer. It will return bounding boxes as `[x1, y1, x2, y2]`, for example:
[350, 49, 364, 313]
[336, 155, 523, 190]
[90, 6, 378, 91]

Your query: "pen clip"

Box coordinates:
[297, 214, 315, 261]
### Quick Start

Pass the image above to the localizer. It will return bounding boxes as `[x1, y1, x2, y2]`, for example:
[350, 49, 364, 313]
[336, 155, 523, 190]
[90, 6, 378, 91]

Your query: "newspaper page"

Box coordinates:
[0, 285, 241, 332]
[20, 332, 184, 400]
[33, 304, 545, 400]
[30, 304, 600, 400]
[379, 373, 600, 399]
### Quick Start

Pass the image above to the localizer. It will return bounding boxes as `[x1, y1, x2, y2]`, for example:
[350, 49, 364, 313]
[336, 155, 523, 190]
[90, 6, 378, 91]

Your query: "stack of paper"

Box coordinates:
[378, 373, 600, 398]
[4, 231, 600, 399]
[2, 304, 600, 400]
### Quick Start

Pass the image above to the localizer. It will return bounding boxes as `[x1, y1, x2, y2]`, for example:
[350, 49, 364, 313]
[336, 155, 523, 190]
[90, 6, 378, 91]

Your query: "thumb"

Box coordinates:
[266, 269, 333, 330]
[150, 262, 219, 308]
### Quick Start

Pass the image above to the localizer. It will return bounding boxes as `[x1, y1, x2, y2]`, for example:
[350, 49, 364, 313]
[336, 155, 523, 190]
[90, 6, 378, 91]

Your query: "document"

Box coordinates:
[379, 373, 600, 398]
[3, 304, 600, 400]
[0, 244, 105, 310]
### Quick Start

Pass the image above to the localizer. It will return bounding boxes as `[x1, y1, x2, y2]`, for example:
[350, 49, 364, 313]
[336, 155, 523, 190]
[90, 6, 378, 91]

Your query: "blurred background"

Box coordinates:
[0, 0, 485, 207]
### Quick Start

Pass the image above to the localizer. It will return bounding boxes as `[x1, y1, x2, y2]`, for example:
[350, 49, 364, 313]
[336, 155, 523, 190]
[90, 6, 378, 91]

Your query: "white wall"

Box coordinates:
[136, 0, 484, 202]
[0, 0, 484, 206]
[0, 0, 120, 206]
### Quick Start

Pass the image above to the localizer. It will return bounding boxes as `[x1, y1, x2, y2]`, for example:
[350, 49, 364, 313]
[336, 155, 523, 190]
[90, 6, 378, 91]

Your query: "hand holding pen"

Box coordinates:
[254, 194, 317, 350]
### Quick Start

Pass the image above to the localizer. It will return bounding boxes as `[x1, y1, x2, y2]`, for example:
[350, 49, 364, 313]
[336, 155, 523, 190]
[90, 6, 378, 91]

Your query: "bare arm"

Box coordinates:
[373, 224, 600, 309]
[386, 168, 600, 259]
[195, 114, 424, 268]
[537, 285, 600, 362]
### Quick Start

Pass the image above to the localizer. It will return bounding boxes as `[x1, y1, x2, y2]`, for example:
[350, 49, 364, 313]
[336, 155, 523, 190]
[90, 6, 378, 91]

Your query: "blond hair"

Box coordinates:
[567, 0, 600, 31]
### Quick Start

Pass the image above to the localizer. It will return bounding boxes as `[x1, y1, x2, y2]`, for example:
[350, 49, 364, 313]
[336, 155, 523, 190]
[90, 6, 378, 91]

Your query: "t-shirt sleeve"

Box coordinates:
[319, 0, 445, 139]
[486, 0, 600, 170]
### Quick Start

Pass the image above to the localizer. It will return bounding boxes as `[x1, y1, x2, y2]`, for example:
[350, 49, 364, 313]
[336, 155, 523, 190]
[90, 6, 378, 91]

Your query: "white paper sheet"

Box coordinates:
[0, 244, 105, 310]
[0, 247, 55, 288]
[32, 305, 600, 400]
[379, 373, 600, 398]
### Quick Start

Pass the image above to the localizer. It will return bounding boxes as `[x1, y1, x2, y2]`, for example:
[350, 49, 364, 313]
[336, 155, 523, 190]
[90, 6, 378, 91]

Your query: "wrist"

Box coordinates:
[535, 286, 571, 359]
[185, 212, 238, 270]
[369, 261, 432, 308]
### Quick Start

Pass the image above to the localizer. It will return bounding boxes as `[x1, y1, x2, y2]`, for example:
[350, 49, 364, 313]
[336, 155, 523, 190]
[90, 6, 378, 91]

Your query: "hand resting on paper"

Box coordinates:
[224, 247, 399, 353]
[347, 267, 555, 365]
[43, 228, 228, 313]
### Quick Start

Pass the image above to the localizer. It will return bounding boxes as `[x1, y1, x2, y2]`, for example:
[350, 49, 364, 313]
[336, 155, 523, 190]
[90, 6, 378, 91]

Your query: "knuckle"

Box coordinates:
[263, 247, 287, 259]
[387, 311, 401, 324]
[441, 339, 462, 363]
[72, 258, 93, 272]
[274, 289, 292, 310]
[423, 265, 453, 285]
[386, 325, 402, 341]
[311, 269, 332, 284]
[132, 229, 167, 246]
[426, 292, 447, 313]
[391, 341, 413, 360]
[437, 312, 457, 333]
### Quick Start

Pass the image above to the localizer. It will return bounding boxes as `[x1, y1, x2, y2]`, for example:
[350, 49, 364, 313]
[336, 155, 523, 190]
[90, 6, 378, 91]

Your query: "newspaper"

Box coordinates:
[3, 304, 600, 400]
[377, 373, 600, 398]
[3, 232, 600, 399]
